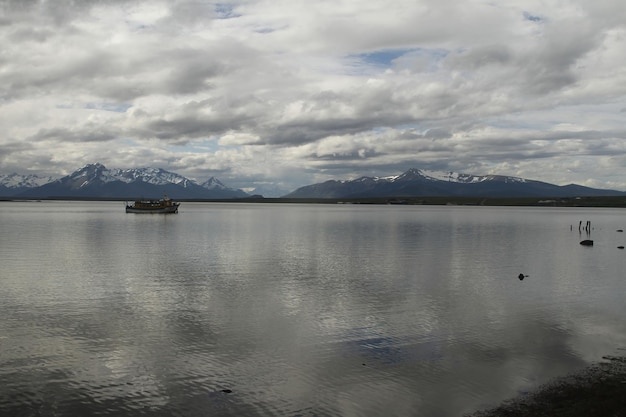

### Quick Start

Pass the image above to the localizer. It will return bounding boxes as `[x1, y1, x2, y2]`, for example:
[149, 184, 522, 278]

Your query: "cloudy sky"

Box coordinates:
[1, 0, 625, 193]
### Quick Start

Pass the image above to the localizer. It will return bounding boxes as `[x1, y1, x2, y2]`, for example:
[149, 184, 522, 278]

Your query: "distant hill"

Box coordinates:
[3, 163, 248, 199]
[283, 168, 625, 198]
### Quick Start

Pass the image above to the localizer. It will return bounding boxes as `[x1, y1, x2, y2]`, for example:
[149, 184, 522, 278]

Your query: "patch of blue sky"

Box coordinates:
[360, 48, 415, 67]
[214, 3, 241, 19]
[84, 102, 132, 113]
[349, 48, 449, 73]
[523, 11, 543, 22]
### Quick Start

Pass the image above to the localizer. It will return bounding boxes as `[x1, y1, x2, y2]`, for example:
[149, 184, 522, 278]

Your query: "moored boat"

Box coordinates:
[125, 194, 180, 214]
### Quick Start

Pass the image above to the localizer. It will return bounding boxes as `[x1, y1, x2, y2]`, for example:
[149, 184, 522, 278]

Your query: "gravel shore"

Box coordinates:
[466, 356, 626, 417]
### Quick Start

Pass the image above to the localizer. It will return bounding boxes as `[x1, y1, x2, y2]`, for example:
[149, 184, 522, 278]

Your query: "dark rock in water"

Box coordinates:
[618, 246, 624, 249]
[580, 240, 594, 246]
[617, 229, 623, 232]
[221, 389, 232, 394]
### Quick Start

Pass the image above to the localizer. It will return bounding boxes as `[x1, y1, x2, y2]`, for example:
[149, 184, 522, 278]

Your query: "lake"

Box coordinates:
[1, 201, 625, 416]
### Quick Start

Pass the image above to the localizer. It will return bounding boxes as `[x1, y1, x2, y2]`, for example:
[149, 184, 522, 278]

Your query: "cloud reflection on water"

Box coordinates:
[2, 203, 626, 416]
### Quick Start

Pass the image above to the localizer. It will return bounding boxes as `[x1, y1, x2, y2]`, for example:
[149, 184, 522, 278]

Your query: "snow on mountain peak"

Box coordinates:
[0, 173, 56, 188]
[63, 164, 194, 187]
[1, 163, 252, 198]
[388, 168, 527, 184]
[419, 170, 484, 183]
[117, 167, 191, 186]
[53, 164, 242, 192]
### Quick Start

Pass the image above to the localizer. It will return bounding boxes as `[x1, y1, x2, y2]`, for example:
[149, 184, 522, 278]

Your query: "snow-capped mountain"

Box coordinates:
[117, 167, 195, 187]
[384, 168, 527, 185]
[284, 168, 623, 198]
[0, 173, 57, 196]
[8, 163, 248, 199]
[55, 163, 191, 187]
[0, 173, 56, 188]
[199, 177, 229, 190]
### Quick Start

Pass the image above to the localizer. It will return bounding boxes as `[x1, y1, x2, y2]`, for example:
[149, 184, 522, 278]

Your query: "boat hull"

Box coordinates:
[125, 204, 179, 214]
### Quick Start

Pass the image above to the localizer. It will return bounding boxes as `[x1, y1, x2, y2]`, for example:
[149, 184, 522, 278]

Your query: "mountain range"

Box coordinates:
[0, 173, 57, 196]
[0, 163, 248, 199]
[284, 168, 625, 198]
[1, 165, 624, 200]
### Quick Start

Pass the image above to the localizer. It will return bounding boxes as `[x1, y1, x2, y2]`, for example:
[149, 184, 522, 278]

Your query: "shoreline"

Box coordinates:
[466, 355, 626, 417]
[2, 195, 626, 208]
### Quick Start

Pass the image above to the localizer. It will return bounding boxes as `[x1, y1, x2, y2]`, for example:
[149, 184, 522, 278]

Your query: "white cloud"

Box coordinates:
[1, 0, 625, 192]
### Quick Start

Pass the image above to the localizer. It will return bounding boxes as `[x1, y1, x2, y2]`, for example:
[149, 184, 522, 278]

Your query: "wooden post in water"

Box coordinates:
[578, 220, 591, 235]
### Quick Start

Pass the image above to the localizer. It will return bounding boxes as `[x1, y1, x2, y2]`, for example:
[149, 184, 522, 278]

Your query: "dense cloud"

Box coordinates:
[1, 0, 625, 192]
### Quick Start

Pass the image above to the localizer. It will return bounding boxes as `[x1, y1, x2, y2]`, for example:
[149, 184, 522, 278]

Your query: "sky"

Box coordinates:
[1, 0, 626, 193]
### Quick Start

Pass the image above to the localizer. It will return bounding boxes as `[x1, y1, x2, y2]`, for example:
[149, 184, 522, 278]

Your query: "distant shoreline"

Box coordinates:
[2, 195, 626, 207]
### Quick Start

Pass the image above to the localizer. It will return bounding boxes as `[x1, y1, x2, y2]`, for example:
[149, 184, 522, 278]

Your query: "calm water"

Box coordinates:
[1, 201, 626, 416]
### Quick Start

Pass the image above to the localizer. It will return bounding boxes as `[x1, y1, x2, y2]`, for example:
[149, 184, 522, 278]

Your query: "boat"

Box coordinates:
[125, 194, 180, 214]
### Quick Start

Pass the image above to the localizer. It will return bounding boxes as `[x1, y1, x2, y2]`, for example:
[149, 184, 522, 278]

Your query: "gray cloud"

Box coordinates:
[0, 0, 625, 191]
[29, 125, 121, 143]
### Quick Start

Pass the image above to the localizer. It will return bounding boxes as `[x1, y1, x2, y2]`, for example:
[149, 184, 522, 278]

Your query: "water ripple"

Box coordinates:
[3, 203, 626, 416]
